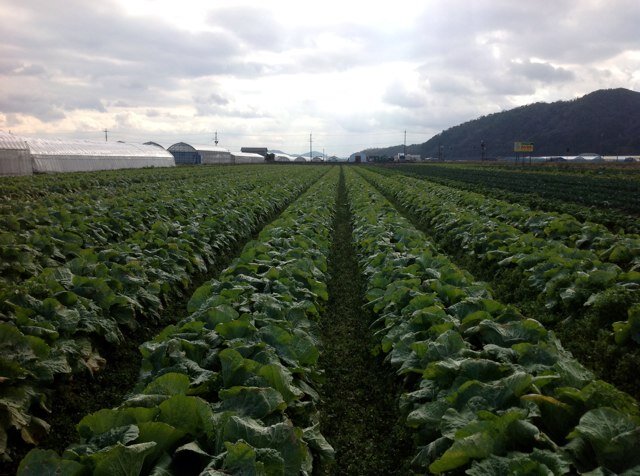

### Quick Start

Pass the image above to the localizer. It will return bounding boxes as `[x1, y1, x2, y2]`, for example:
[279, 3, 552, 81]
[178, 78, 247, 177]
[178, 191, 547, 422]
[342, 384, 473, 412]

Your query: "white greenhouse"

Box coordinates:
[231, 151, 265, 164]
[274, 154, 295, 162]
[0, 132, 31, 175]
[0, 133, 175, 176]
[571, 153, 604, 162]
[28, 139, 176, 173]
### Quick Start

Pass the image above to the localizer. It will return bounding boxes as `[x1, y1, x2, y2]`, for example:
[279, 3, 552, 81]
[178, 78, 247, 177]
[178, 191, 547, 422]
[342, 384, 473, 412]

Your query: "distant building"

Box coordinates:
[167, 143, 232, 165]
[241, 147, 269, 157]
[348, 152, 365, 163]
[393, 153, 420, 162]
[230, 151, 265, 164]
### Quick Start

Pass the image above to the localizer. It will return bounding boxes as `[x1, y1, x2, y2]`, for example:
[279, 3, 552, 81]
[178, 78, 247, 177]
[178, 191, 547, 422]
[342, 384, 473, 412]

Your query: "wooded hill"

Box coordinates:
[363, 88, 640, 159]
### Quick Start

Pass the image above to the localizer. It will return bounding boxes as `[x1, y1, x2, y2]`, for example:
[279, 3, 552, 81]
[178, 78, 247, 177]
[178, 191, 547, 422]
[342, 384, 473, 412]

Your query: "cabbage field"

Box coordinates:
[1, 163, 639, 475]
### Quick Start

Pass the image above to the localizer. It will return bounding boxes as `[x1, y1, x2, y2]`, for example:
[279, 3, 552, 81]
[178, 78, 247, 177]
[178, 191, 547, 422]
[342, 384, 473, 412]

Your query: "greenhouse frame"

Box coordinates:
[0, 133, 176, 175]
[28, 139, 176, 173]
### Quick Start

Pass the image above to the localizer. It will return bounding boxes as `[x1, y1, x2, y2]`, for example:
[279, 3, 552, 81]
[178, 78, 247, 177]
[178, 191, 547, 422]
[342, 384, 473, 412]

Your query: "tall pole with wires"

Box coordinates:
[310, 133, 312, 161]
[404, 130, 407, 159]
[104, 129, 108, 142]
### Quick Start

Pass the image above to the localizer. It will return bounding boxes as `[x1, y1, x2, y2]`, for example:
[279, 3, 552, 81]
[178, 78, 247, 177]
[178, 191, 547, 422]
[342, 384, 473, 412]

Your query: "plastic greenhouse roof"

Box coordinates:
[26, 138, 174, 158]
[0, 131, 29, 150]
[231, 151, 264, 158]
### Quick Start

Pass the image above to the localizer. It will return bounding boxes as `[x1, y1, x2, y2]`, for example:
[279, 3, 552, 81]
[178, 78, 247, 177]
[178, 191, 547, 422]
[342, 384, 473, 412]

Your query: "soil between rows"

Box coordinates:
[316, 169, 413, 475]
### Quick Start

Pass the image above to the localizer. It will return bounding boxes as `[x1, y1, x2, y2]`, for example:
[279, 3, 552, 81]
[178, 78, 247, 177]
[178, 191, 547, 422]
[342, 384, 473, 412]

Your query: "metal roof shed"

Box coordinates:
[0, 132, 31, 176]
[167, 143, 232, 165]
[27, 139, 175, 173]
[231, 151, 265, 164]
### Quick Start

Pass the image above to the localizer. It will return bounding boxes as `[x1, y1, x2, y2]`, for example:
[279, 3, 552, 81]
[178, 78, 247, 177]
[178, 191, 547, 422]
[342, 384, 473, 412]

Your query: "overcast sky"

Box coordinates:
[1, 0, 639, 156]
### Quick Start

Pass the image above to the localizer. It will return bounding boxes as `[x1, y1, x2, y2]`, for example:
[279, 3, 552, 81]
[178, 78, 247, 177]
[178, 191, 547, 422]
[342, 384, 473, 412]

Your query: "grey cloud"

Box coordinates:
[8, 64, 48, 76]
[1, 0, 246, 89]
[509, 60, 575, 83]
[196, 104, 270, 119]
[426, 75, 474, 96]
[0, 93, 67, 122]
[4, 114, 24, 127]
[383, 83, 426, 109]
[193, 92, 231, 116]
[207, 7, 284, 51]
[0, 61, 19, 74]
[413, 0, 639, 69]
[0, 0, 251, 121]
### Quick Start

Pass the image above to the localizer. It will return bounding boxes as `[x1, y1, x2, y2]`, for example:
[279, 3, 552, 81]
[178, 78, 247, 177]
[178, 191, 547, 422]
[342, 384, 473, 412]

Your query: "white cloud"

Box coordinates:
[0, 0, 639, 156]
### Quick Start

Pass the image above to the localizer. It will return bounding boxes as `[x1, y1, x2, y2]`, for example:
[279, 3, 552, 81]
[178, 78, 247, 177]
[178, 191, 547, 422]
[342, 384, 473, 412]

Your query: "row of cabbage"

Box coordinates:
[390, 163, 640, 219]
[18, 167, 339, 475]
[361, 168, 640, 345]
[0, 163, 246, 201]
[1, 166, 271, 284]
[373, 168, 640, 269]
[387, 165, 640, 235]
[0, 166, 325, 462]
[346, 168, 640, 474]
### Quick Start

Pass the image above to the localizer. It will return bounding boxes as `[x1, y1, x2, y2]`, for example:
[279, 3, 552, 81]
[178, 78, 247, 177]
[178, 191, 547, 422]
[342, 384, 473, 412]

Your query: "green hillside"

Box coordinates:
[363, 88, 640, 159]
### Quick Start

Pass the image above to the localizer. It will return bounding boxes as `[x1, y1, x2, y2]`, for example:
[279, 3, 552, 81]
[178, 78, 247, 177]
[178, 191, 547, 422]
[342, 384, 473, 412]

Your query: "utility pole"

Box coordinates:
[404, 130, 407, 159]
[214, 131, 218, 146]
[323, 148, 325, 161]
[310, 133, 312, 161]
[104, 129, 108, 142]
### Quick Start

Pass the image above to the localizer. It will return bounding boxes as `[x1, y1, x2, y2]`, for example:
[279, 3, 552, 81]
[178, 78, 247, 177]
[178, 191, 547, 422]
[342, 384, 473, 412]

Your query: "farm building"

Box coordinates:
[0, 133, 175, 176]
[0, 132, 31, 176]
[240, 147, 268, 157]
[231, 151, 265, 164]
[167, 143, 232, 165]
